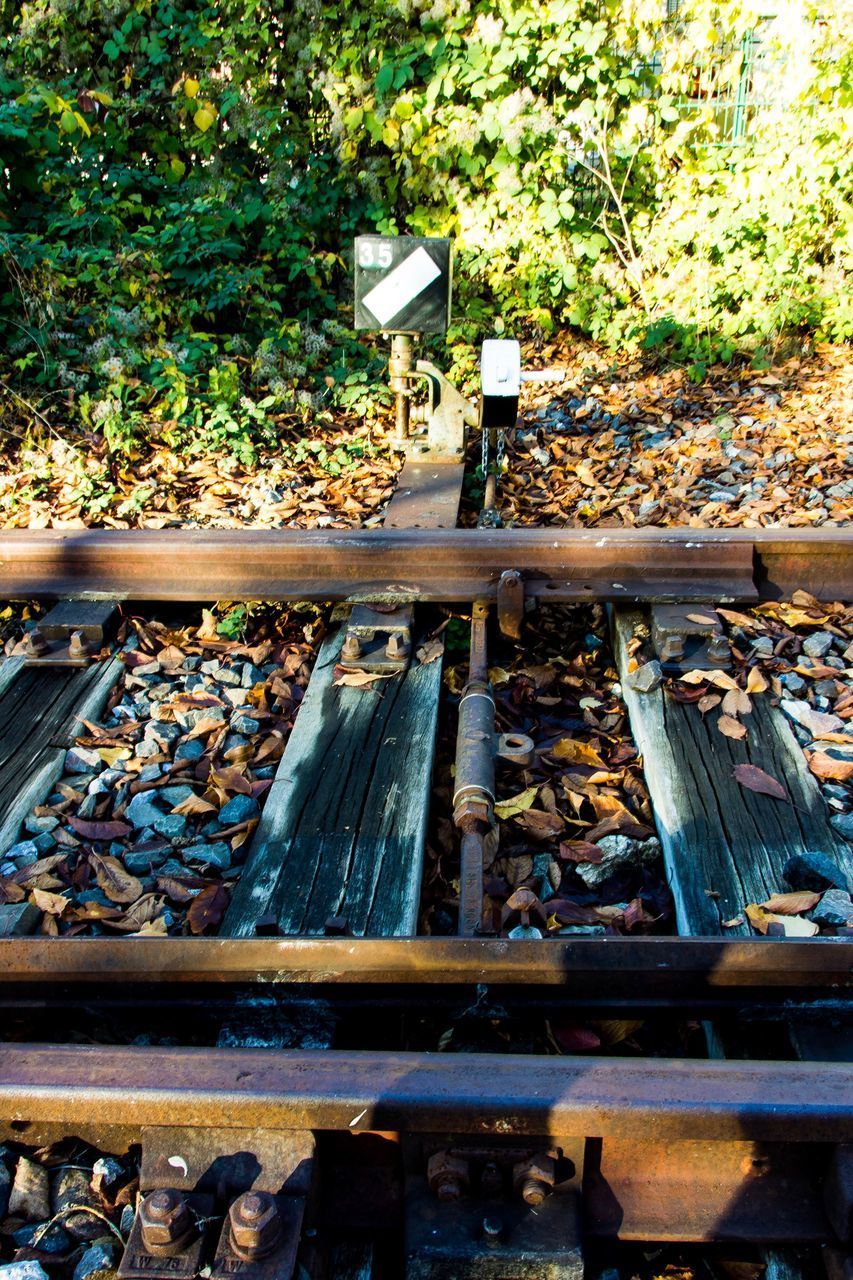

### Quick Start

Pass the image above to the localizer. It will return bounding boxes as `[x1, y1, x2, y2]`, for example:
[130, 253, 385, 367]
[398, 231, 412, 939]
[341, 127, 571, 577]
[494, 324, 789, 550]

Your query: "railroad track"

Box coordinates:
[0, 243, 850, 1279]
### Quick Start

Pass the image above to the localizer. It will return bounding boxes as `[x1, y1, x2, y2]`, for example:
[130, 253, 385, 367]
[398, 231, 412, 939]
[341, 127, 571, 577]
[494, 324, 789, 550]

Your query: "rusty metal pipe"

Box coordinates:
[454, 603, 495, 935]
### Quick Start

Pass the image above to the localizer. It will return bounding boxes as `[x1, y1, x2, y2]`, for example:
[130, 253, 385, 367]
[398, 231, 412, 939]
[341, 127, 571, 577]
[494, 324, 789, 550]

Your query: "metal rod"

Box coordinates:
[0, 937, 847, 989]
[388, 332, 413, 447]
[0, 528, 849, 602]
[454, 602, 494, 936]
[1, 1044, 850, 1142]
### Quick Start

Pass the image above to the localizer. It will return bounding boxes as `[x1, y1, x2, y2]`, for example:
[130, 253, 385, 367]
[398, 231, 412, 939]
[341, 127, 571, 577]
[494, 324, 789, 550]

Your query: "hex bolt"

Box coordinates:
[427, 1151, 470, 1203]
[513, 1153, 556, 1207]
[341, 632, 362, 662]
[659, 633, 685, 662]
[520, 1175, 550, 1206]
[707, 633, 731, 663]
[385, 632, 409, 661]
[138, 1188, 194, 1256]
[25, 629, 48, 657]
[68, 630, 89, 659]
[228, 1190, 282, 1261]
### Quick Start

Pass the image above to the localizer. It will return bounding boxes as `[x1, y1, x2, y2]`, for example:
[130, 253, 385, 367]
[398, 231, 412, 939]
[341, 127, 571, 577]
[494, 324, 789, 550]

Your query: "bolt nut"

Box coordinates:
[513, 1153, 556, 1206]
[138, 1189, 194, 1255]
[68, 630, 89, 658]
[659, 634, 685, 662]
[341, 633, 362, 662]
[427, 1151, 470, 1203]
[452, 794, 493, 832]
[228, 1191, 282, 1261]
[385, 632, 410, 661]
[25, 629, 48, 657]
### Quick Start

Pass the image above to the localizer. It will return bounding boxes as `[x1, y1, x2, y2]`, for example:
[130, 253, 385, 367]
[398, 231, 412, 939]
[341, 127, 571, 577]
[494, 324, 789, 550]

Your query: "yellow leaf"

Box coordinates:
[709, 671, 739, 690]
[193, 103, 217, 132]
[97, 746, 131, 765]
[746, 667, 768, 694]
[550, 738, 604, 766]
[32, 888, 69, 916]
[760, 891, 820, 915]
[494, 786, 539, 820]
[184, 77, 200, 98]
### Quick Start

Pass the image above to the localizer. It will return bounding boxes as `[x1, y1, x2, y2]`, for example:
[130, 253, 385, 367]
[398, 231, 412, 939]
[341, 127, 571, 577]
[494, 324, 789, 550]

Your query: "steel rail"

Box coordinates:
[1, 1043, 850, 1141]
[0, 528, 850, 602]
[0, 936, 849, 989]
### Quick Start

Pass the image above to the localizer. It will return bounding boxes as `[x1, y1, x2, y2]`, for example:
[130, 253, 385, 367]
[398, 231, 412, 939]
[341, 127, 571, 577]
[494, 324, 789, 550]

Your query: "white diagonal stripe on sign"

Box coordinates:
[361, 246, 441, 327]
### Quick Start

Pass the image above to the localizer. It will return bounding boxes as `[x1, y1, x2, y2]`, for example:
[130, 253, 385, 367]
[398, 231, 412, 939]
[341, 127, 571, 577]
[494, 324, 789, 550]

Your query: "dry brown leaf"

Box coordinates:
[90, 853, 143, 904]
[550, 738, 605, 766]
[806, 751, 853, 782]
[333, 670, 398, 688]
[172, 793, 217, 816]
[760, 891, 821, 915]
[68, 817, 132, 841]
[732, 764, 788, 802]
[416, 639, 444, 665]
[32, 888, 70, 916]
[697, 693, 721, 714]
[722, 687, 752, 717]
[187, 883, 229, 934]
[717, 714, 748, 740]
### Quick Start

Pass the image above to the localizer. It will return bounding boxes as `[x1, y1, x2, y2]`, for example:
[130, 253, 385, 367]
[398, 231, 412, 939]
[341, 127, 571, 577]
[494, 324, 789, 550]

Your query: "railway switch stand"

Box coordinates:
[0, 236, 848, 1280]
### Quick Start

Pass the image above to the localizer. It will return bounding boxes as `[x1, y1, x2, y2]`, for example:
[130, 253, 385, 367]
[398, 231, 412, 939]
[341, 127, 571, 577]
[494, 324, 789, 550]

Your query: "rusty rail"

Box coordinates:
[1, 1043, 850, 1141]
[0, 528, 850, 602]
[0, 937, 848, 989]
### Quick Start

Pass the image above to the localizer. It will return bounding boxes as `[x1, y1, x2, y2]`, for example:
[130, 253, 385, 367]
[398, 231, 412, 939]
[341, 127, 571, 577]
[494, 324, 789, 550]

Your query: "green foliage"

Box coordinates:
[0, 0, 849, 452]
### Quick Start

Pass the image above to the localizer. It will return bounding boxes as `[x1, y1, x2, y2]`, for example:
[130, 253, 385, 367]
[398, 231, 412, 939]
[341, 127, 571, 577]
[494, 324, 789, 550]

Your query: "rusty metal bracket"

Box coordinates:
[119, 1126, 315, 1280]
[496, 570, 524, 641]
[23, 599, 119, 667]
[340, 603, 414, 673]
[651, 603, 731, 673]
[407, 1136, 584, 1278]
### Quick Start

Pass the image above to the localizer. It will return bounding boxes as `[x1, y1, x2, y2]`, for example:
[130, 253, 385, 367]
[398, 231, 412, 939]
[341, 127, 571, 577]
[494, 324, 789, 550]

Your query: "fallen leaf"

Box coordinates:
[90, 853, 143, 904]
[333, 670, 398, 688]
[697, 693, 721, 714]
[550, 738, 605, 766]
[746, 667, 769, 694]
[172, 793, 217, 816]
[717, 714, 748, 740]
[732, 764, 788, 801]
[187, 883, 229, 934]
[745, 902, 819, 936]
[68, 817, 132, 841]
[32, 888, 69, 916]
[494, 786, 539, 820]
[415, 639, 444, 665]
[104, 893, 166, 932]
[559, 840, 603, 863]
[806, 751, 853, 782]
[722, 687, 752, 717]
[760, 891, 821, 915]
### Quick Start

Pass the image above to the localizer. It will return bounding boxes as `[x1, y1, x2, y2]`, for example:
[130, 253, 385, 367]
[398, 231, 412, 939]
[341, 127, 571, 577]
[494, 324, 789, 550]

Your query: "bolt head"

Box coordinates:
[138, 1189, 192, 1252]
[427, 1151, 470, 1202]
[229, 1192, 282, 1259]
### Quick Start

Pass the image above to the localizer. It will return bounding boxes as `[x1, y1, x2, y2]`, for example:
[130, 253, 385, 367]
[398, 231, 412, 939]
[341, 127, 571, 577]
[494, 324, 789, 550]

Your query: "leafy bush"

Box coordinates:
[0, 0, 849, 452]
